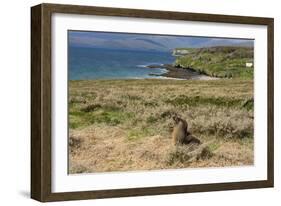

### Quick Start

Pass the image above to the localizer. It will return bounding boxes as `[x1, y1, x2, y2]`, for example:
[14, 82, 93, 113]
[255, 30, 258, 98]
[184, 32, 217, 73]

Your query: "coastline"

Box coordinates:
[147, 64, 219, 80]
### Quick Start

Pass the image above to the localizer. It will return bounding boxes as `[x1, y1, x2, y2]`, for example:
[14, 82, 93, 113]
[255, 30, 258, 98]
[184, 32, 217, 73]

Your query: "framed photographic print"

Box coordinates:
[31, 3, 274, 202]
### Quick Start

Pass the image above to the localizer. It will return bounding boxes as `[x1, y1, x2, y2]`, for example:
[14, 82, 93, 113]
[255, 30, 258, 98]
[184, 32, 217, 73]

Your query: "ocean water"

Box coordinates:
[68, 47, 175, 80]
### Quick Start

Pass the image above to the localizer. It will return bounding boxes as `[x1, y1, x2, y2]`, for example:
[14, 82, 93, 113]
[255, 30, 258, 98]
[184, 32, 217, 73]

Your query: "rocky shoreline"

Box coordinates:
[146, 64, 218, 80]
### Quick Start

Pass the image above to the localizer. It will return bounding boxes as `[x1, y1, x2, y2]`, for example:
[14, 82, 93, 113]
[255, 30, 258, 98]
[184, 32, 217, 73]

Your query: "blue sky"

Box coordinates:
[69, 31, 254, 52]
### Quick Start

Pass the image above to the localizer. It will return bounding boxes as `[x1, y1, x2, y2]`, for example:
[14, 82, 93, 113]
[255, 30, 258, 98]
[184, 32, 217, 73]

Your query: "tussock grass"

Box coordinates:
[165, 95, 252, 110]
[69, 79, 253, 173]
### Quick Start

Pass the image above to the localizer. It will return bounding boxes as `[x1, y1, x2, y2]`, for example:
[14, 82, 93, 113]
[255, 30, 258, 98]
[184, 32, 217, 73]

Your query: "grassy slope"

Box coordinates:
[174, 46, 254, 79]
[69, 79, 254, 173]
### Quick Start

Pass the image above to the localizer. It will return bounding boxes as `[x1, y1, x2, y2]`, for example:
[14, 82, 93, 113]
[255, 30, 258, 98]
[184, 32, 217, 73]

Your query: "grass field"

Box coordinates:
[69, 79, 254, 173]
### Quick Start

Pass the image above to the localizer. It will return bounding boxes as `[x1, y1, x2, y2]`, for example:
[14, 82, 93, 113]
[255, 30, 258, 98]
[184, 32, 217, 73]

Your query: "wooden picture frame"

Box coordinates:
[31, 3, 274, 202]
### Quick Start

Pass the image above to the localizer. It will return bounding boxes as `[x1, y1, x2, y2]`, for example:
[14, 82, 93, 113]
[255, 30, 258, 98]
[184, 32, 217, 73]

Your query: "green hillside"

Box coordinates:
[174, 46, 254, 79]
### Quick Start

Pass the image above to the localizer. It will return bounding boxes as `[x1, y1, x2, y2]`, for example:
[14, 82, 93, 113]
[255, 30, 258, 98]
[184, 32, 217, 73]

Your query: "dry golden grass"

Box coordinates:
[69, 79, 253, 174]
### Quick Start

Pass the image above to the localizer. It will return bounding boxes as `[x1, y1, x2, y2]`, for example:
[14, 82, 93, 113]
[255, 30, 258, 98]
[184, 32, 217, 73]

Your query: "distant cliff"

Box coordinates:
[173, 46, 254, 79]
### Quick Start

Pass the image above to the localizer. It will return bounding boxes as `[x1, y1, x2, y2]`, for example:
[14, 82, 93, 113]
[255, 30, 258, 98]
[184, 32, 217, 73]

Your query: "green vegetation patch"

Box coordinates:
[208, 141, 221, 152]
[146, 116, 158, 124]
[165, 95, 253, 110]
[174, 46, 254, 79]
[69, 104, 134, 129]
[80, 104, 102, 112]
[80, 104, 120, 113]
[242, 98, 254, 111]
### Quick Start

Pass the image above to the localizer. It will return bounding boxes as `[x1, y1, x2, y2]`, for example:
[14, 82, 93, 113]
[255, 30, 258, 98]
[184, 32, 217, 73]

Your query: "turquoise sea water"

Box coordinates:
[68, 47, 175, 80]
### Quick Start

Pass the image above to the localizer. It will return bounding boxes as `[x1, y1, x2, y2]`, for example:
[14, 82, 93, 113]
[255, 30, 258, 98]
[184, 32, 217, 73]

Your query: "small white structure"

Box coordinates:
[173, 49, 190, 56]
[246, 62, 253, 68]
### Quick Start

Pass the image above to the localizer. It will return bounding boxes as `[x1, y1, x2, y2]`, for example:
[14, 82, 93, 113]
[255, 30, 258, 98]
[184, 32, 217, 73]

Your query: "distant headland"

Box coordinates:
[146, 46, 254, 80]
